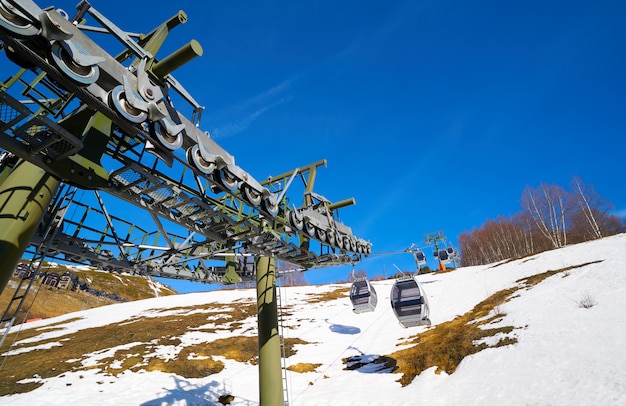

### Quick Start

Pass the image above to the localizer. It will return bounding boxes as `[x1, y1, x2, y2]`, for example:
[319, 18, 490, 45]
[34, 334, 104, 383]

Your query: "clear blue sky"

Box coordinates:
[11, 0, 626, 290]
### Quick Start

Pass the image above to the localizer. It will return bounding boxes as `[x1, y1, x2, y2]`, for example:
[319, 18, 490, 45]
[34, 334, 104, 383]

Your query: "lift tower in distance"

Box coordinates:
[425, 230, 447, 271]
[0, 1, 372, 404]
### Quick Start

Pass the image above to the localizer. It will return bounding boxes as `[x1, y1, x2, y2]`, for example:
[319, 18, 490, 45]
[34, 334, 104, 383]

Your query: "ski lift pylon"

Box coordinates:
[390, 276, 431, 328]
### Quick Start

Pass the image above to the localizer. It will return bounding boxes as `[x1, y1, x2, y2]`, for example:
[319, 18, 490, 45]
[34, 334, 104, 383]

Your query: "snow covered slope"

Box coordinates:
[2, 234, 625, 405]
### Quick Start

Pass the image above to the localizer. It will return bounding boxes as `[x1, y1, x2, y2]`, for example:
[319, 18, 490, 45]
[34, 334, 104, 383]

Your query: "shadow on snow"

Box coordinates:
[343, 346, 398, 374]
[140, 376, 256, 406]
[324, 319, 361, 335]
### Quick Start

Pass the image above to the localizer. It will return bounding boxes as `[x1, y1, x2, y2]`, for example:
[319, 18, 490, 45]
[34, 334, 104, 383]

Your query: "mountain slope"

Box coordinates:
[1, 234, 625, 405]
[0, 264, 177, 321]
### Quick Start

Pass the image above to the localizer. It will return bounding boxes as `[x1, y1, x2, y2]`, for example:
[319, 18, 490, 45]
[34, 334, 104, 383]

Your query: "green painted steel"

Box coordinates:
[51, 109, 111, 189]
[0, 4, 371, 403]
[125, 11, 189, 68]
[0, 152, 19, 186]
[328, 197, 356, 211]
[222, 253, 242, 284]
[151, 40, 203, 80]
[0, 160, 59, 294]
[255, 256, 284, 406]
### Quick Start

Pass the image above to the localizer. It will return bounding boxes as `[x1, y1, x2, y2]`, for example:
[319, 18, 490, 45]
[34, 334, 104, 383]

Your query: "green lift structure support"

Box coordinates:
[425, 231, 447, 271]
[0, 1, 371, 404]
[0, 160, 59, 293]
[256, 256, 284, 405]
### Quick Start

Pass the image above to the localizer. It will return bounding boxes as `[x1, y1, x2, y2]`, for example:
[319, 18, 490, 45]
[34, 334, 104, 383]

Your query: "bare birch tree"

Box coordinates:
[520, 184, 570, 249]
[459, 180, 624, 267]
[571, 176, 604, 240]
[348, 269, 368, 281]
[458, 215, 537, 266]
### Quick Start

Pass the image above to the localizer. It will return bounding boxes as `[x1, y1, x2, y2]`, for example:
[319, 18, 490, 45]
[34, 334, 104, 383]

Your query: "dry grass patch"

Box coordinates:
[577, 294, 597, 309]
[387, 287, 519, 386]
[68, 268, 177, 301]
[306, 287, 349, 303]
[0, 317, 84, 344]
[0, 285, 119, 322]
[1, 265, 177, 324]
[0, 301, 258, 396]
[204, 336, 259, 363]
[146, 347, 226, 378]
[282, 337, 308, 357]
[386, 261, 602, 386]
[516, 260, 602, 288]
[287, 363, 321, 373]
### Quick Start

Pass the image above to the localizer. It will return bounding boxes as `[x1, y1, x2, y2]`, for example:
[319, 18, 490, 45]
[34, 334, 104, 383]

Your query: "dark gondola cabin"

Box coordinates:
[350, 279, 378, 313]
[390, 277, 431, 327]
[446, 246, 459, 261]
[437, 249, 451, 264]
[413, 250, 426, 266]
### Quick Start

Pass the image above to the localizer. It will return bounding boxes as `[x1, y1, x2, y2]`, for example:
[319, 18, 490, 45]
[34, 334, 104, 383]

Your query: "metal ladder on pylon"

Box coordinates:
[276, 283, 291, 405]
[0, 184, 77, 350]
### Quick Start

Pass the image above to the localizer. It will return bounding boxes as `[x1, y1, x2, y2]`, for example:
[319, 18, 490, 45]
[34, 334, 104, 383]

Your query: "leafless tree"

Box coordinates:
[572, 176, 603, 240]
[459, 179, 624, 267]
[348, 269, 368, 282]
[279, 271, 309, 286]
[459, 213, 539, 266]
[520, 184, 571, 249]
[567, 175, 626, 243]
[276, 261, 309, 286]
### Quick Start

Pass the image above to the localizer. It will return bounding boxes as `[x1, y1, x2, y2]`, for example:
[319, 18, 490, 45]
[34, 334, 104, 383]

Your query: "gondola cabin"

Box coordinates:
[446, 246, 459, 260]
[390, 277, 431, 327]
[350, 279, 378, 313]
[437, 249, 451, 264]
[413, 250, 427, 266]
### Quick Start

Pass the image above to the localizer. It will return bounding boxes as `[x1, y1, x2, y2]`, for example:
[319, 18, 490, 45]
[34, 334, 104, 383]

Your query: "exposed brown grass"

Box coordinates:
[0, 296, 312, 396]
[1, 264, 177, 323]
[2, 260, 600, 397]
[0, 301, 259, 396]
[282, 337, 308, 357]
[388, 287, 519, 386]
[205, 336, 259, 363]
[287, 362, 322, 373]
[305, 287, 349, 303]
[29, 264, 177, 299]
[0, 285, 118, 322]
[577, 294, 597, 309]
[515, 260, 602, 287]
[384, 262, 599, 386]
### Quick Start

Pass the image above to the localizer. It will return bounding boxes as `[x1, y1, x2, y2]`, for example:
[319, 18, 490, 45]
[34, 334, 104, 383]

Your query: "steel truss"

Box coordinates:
[0, 0, 371, 284]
